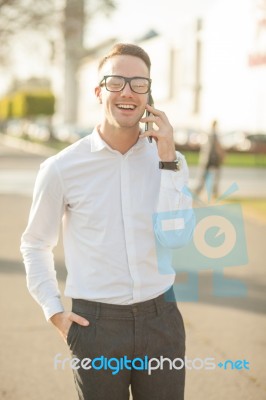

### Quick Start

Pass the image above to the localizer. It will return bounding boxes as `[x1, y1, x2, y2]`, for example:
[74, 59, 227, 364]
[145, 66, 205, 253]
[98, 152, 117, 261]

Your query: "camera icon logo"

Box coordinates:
[193, 214, 237, 259]
[153, 202, 248, 302]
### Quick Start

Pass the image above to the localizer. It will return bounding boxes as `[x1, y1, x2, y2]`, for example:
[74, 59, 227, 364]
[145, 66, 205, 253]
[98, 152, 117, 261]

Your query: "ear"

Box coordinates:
[95, 86, 102, 104]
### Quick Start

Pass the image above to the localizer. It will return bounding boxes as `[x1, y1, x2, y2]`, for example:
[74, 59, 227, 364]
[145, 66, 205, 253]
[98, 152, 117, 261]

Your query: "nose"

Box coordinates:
[120, 81, 133, 96]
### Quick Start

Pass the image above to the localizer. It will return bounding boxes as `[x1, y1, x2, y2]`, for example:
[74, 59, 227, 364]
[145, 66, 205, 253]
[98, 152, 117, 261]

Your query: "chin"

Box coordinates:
[117, 118, 140, 129]
[119, 123, 139, 130]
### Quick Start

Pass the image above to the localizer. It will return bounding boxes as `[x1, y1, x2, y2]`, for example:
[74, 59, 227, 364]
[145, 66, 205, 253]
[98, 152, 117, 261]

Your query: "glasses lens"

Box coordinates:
[130, 78, 150, 94]
[105, 76, 124, 92]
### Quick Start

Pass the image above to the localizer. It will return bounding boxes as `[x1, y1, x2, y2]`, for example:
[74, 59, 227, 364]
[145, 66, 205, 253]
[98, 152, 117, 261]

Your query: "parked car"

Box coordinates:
[174, 127, 207, 151]
[52, 124, 93, 143]
[26, 121, 51, 142]
[246, 132, 266, 154]
[174, 127, 266, 154]
[5, 118, 52, 141]
[5, 119, 26, 137]
[219, 131, 266, 153]
[219, 130, 251, 152]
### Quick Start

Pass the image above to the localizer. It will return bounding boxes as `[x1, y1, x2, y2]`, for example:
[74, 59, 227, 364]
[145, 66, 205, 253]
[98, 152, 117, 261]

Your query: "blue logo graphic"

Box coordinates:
[217, 359, 250, 370]
[153, 183, 248, 301]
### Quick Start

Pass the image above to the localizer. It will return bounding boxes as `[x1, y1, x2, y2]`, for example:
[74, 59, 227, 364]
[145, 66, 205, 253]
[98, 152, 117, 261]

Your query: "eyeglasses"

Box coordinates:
[99, 75, 152, 94]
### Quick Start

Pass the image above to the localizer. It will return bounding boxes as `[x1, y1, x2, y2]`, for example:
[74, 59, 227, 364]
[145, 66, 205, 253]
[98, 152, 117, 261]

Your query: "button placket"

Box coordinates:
[120, 154, 141, 301]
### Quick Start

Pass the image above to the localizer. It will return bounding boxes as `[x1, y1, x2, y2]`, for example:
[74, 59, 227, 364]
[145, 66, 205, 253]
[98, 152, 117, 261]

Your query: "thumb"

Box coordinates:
[70, 312, 89, 326]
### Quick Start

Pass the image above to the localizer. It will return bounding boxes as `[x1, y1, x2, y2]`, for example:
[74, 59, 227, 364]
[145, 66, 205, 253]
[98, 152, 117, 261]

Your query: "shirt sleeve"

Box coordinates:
[154, 151, 195, 248]
[20, 159, 65, 321]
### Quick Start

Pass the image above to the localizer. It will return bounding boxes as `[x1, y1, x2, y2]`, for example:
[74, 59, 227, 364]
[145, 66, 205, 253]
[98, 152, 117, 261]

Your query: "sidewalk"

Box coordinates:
[189, 165, 266, 199]
[1, 132, 266, 199]
[0, 132, 56, 157]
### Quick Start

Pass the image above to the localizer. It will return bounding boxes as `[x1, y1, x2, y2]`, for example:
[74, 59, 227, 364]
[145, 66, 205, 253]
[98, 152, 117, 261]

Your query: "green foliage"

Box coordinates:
[183, 151, 266, 168]
[0, 90, 55, 119]
[224, 152, 266, 167]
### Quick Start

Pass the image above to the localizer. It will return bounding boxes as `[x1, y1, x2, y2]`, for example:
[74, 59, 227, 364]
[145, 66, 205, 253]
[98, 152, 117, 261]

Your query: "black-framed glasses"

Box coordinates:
[99, 75, 152, 94]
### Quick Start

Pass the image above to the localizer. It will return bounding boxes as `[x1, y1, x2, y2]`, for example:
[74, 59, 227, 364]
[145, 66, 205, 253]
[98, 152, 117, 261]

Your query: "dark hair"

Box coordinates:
[98, 43, 151, 72]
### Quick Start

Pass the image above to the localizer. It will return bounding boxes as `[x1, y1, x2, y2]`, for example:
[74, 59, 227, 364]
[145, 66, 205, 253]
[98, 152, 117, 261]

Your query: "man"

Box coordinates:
[195, 119, 225, 198]
[21, 43, 193, 400]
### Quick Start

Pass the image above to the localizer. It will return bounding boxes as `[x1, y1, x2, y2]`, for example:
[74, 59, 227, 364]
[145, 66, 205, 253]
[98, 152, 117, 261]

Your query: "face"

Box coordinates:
[95, 55, 150, 131]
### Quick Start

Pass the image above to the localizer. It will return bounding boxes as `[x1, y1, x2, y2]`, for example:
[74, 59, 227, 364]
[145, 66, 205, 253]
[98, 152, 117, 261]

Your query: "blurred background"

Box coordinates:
[0, 0, 266, 399]
[0, 0, 266, 153]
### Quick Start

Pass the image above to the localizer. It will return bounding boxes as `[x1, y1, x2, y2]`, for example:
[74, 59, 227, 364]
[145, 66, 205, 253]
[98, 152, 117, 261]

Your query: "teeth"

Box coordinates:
[117, 104, 135, 110]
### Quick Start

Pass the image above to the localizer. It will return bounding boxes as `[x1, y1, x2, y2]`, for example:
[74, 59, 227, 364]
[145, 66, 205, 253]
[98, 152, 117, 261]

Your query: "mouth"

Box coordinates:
[116, 103, 137, 111]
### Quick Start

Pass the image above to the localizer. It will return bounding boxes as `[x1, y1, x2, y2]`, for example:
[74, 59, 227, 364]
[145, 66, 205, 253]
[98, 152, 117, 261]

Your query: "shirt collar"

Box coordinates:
[90, 126, 148, 154]
[90, 127, 108, 152]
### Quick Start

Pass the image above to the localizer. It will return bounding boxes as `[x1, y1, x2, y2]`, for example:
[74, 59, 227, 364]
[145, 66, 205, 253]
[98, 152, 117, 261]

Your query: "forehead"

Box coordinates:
[100, 55, 149, 78]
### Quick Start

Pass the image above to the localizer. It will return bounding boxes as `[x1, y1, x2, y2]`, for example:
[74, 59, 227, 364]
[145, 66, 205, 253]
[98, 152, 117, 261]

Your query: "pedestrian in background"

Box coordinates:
[195, 119, 225, 198]
[21, 43, 193, 400]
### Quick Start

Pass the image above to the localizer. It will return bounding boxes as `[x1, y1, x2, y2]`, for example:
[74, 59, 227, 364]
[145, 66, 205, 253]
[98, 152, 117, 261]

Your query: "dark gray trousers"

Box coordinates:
[67, 287, 186, 400]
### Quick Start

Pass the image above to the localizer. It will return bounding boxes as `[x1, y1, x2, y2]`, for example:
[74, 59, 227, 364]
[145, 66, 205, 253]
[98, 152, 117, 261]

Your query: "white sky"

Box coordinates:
[0, 0, 219, 96]
[87, 0, 218, 45]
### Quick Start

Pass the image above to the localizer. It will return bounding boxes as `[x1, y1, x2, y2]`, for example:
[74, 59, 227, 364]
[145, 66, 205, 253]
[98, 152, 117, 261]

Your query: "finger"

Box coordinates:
[70, 312, 89, 326]
[145, 104, 168, 121]
[145, 103, 156, 112]
[141, 116, 163, 130]
[139, 130, 158, 139]
[140, 116, 156, 123]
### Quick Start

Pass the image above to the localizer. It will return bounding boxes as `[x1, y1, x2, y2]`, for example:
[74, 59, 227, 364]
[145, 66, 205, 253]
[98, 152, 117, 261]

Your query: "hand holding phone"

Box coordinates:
[145, 93, 154, 143]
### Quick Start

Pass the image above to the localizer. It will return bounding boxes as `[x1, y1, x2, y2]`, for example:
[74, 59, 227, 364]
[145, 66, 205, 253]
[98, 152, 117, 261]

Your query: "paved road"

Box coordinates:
[189, 165, 266, 199]
[0, 142, 266, 399]
[1, 133, 266, 198]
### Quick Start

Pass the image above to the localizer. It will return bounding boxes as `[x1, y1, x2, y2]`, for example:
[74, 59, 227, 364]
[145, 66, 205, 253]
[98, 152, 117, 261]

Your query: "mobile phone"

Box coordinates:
[145, 93, 154, 143]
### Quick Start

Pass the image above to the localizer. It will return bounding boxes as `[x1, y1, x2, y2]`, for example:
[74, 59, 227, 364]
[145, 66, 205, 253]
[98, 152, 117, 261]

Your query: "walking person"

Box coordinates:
[21, 43, 193, 400]
[195, 120, 225, 198]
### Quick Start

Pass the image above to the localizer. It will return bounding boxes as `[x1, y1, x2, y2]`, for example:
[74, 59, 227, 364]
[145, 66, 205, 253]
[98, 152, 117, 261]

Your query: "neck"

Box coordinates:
[98, 124, 140, 154]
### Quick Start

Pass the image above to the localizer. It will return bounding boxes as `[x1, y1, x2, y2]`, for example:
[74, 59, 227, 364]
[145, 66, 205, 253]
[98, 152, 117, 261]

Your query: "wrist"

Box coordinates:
[49, 311, 64, 325]
[158, 145, 176, 162]
[161, 156, 176, 162]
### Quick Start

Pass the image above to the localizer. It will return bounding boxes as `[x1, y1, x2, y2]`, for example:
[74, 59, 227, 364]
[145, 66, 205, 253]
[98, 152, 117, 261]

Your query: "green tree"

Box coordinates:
[0, 0, 116, 122]
[12, 91, 55, 118]
[0, 96, 13, 120]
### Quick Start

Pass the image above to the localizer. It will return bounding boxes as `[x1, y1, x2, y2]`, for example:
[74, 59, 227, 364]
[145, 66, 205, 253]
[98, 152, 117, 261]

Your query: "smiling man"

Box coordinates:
[21, 43, 193, 400]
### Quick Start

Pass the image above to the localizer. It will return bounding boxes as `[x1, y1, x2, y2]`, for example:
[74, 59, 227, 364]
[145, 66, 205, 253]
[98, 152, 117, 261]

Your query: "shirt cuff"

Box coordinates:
[43, 298, 65, 321]
[160, 169, 186, 191]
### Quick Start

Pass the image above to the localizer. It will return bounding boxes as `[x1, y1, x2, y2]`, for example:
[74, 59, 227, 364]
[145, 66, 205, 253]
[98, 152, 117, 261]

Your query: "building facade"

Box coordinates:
[77, 0, 266, 133]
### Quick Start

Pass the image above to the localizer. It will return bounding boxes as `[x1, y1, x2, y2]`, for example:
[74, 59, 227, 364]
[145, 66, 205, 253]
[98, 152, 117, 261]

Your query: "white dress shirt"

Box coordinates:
[21, 128, 193, 320]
